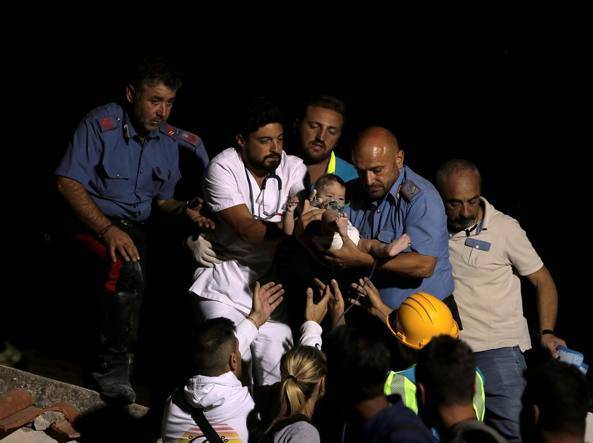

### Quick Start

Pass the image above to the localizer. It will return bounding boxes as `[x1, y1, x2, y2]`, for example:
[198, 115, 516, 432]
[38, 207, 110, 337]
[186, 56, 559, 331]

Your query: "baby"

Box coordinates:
[283, 174, 410, 257]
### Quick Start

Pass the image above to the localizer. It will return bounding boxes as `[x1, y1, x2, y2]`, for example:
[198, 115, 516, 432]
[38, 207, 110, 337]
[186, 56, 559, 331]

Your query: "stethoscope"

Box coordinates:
[244, 166, 283, 220]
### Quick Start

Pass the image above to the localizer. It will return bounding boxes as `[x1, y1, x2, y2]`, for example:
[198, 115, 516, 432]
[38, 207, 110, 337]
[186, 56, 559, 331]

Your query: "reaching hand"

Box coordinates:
[248, 281, 285, 328]
[305, 284, 331, 325]
[286, 195, 300, 213]
[350, 277, 393, 321]
[314, 278, 346, 328]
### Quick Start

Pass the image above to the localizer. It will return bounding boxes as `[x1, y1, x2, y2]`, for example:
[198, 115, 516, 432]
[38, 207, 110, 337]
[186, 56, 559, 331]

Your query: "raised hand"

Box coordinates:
[248, 281, 285, 328]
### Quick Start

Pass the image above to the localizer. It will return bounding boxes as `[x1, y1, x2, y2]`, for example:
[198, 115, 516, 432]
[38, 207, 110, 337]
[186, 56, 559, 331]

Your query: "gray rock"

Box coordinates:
[33, 411, 65, 431]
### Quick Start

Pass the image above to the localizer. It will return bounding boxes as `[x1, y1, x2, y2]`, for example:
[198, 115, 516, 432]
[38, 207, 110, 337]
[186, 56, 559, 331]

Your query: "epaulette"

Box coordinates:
[177, 128, 202, 148]
[98, 115, 119, 132]
[163, 124, 202, 148]
[400, 179, 421, 202]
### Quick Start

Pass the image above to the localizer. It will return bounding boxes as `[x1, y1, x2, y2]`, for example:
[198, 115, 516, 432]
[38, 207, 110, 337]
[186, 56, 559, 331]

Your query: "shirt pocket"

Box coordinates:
[148, 165, 171, 194]
[463, 238, 491, 267]
[98, 157, 131, 199]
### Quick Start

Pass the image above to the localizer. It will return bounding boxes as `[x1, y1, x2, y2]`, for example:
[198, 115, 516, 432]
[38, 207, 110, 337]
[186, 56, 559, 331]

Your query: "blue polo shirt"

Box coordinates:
[345, 165, 454, 308]
[55, 103, 183, 222]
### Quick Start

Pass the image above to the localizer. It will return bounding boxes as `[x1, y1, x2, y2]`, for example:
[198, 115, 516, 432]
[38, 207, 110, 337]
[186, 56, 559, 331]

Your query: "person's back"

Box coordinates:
[264, 346, 326, 443]
[449, 420, 509, 443]
[520, 359, 590, 443]
[266, 415, 319, 443]
[415, 335, 506, 443]
[162, 318, 253, 442]
[163, 372, 253, 442]
[325, 325, 434, 443]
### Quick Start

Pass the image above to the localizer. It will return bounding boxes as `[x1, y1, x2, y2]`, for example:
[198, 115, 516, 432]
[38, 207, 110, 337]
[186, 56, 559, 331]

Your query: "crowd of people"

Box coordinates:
[49, 56, 590, 442]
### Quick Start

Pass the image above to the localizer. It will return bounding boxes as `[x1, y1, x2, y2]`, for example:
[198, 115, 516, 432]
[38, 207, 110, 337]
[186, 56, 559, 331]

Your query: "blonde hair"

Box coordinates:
[271, 346, 327, 427]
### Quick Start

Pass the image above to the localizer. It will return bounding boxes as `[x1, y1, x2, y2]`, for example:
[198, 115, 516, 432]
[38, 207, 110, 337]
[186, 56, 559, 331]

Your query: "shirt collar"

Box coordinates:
[122, 110, 160, 142]
[326, 151, 337, 174]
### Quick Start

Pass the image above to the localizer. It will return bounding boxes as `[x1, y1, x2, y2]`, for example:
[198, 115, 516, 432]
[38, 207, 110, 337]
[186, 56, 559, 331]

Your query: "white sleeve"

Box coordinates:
[288, 161, 308, 197]
[235, 318, 259, 355]
[204, 160, 247, 214]
[299, 321, 323, 349]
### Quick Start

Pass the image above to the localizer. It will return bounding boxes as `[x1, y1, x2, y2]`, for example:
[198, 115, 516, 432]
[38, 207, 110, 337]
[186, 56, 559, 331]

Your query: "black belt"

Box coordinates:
[110, 218, 146, 228]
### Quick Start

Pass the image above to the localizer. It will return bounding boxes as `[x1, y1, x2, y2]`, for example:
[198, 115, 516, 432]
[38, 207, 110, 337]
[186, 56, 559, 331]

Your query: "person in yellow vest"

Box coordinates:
[350, 278, 485, 422]
[294, 95, 358, 185]
[415, 335, 507, 442]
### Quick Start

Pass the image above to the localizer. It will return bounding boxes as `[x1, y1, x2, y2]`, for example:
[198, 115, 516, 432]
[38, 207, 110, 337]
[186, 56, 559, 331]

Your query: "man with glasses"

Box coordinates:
[189, 98, 307, 385]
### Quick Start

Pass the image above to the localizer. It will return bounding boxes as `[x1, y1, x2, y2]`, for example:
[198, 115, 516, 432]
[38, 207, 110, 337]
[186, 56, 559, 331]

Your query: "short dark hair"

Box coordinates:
[304, 95, 347, 120]
[191, 317, 237, 376]
[522, 359, 589, 438]
[435, 159, 482, 192]
[128, 56, 183, 91]
[314, 174, 346, 192]
[237, 97, 285, 138]
[415, 335, 475, 406]
[326, 326, 391, 404]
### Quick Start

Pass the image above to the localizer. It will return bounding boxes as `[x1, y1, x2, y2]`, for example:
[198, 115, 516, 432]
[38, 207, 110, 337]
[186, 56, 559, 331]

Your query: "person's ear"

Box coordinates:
[236, 134, 246, 149]
[318, 376, 326, 398]
[417, 382, 426, 406]
[125, 85, 136, 105]
[395, 149, 405, 170]
[533, 404, 540, 425]
[229, 349, 240, 373]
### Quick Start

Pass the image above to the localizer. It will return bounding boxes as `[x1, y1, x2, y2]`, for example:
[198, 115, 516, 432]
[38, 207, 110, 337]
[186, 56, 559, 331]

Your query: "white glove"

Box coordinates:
[186, 233, 223, 268]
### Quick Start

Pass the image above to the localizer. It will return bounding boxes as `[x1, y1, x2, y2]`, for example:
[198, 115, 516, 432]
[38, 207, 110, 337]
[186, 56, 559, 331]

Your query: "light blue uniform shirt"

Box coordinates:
[345, 165, 454, 308]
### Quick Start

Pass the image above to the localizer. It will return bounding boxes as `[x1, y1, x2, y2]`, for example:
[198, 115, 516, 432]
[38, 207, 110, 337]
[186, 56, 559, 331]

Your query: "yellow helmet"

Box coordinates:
[387, 292, 459, 350]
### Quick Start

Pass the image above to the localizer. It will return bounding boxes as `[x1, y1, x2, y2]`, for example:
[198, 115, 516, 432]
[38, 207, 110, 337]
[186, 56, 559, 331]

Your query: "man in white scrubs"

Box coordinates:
[190, 98, 307, 385]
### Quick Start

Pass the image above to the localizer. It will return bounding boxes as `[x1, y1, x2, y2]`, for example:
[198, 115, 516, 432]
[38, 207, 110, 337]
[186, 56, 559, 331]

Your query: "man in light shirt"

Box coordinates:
[435, 159, 566, 443]
[189, 98, 307, 385]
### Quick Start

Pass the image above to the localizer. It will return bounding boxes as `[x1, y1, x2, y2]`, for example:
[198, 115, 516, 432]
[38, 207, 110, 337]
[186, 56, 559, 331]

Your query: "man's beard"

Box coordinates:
[303, 141, 329, 163]
[448, 217, 477, 233]
[260, 154, 281, 172]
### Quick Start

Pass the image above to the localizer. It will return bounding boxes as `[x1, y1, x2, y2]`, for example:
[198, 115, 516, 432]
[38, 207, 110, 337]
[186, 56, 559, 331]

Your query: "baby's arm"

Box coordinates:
[281, 195, 300, 235]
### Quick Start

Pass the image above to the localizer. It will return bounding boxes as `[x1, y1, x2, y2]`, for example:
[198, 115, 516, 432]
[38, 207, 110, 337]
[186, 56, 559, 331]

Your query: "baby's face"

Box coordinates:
[316, 181, 346, 209]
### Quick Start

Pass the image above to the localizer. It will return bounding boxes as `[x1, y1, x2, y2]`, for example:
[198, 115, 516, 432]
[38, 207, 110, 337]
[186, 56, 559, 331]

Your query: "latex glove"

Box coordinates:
[186, 233, 223, 268]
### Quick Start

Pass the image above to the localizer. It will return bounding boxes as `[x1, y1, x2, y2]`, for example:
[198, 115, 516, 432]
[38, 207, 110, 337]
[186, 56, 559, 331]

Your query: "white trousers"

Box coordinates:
[197, 298, 293, 385]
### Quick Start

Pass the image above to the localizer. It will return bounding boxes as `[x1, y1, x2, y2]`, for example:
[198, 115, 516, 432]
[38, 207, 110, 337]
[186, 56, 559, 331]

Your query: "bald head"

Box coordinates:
[435, 159, 481, 193]
[352, 127, 404, 200]
[352, 127, 400, 159]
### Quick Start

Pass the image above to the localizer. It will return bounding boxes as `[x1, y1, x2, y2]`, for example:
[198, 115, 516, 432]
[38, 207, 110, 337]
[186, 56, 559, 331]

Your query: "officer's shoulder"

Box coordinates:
[161, 124, 203, 148]
[400, 168, 441, 202]
[400, 178, 424, 202]
[86, 103, 123, 133]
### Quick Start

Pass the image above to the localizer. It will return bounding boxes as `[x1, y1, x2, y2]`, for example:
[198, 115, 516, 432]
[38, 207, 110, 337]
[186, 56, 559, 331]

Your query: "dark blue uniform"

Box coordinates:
[56, 102, 185, 221]
[55, 102, 205, 404]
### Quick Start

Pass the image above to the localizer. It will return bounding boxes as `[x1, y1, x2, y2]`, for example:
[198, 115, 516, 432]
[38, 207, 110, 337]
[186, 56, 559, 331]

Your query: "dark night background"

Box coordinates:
[4, 14, 591, 403]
